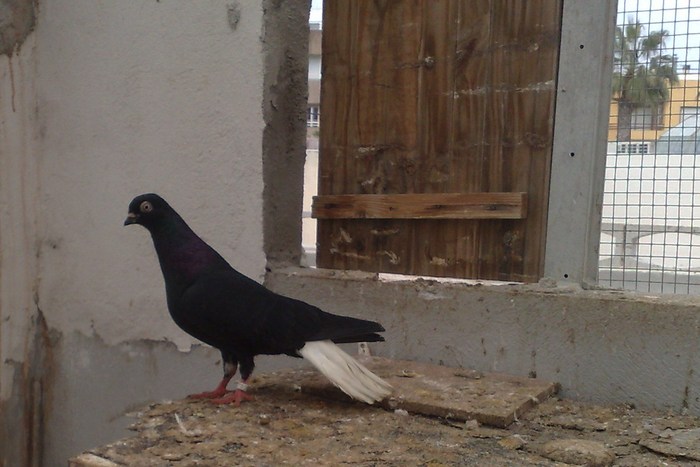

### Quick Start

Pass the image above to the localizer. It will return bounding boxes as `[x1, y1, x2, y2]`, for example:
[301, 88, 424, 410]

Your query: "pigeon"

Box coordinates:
[124, 193, 392, 405]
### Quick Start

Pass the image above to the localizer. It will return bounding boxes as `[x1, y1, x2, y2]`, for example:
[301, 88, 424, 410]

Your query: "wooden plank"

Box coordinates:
[318, 1, 424, 273]
[452, 0, 495, 279]
[288, 357, 560, 428]
[313, 193, 527, 219]
[413, 0, 459, 277]
[317, 0, 562, 281]
[457, 0, 561, 282]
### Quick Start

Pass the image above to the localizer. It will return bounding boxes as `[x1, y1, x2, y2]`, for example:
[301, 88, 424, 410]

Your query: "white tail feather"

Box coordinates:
[299, 340, 393, 404]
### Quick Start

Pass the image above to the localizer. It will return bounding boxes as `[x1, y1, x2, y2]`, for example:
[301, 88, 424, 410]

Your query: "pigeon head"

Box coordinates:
[124, 193, 176, 231]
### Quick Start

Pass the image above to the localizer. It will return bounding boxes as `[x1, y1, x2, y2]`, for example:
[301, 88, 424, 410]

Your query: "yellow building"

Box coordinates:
[608, 75, 700, 143]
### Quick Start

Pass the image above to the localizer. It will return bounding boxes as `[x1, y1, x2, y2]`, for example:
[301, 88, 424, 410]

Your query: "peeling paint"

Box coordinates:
[370, 228, 399, 237]
[339, 228, 352, 243]
[418, 290, 448, 301]
[329, 248, 371, 261]
[354, 144, 403, 158]
[357, 145, 381, 154]
[377, 250, 400, 265]
[455, 80, 555, 97]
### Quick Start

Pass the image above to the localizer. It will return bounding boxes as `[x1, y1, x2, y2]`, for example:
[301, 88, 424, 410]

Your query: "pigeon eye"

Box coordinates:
[140, 201, 153, 213]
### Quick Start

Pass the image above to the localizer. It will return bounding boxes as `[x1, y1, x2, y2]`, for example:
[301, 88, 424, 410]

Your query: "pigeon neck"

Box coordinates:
[149, 217, 227, 287]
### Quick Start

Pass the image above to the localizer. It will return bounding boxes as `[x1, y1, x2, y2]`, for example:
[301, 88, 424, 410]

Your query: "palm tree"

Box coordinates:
[612, 17, 679, 142]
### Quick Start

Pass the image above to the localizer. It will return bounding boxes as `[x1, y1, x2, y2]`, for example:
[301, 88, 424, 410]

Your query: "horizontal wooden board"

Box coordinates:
[312, 193, 527, 219]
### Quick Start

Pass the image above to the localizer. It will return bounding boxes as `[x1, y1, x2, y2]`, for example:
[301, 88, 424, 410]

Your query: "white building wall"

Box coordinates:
[308, 55, 321, 80]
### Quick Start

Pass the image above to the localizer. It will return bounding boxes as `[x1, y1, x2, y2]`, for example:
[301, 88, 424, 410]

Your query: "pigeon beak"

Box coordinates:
[124, 213, 138, 226]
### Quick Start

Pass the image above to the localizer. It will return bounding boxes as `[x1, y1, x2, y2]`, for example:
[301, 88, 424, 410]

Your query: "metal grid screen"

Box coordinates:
[600, 0, 700, 294]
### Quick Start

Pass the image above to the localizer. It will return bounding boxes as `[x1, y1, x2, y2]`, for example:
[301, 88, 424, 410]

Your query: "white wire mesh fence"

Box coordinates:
[599, 1, 700, 294]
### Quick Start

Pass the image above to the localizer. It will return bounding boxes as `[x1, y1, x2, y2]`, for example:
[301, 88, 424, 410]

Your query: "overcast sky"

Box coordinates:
[618, 0, 700, 71]
[310, 0, 322, 24]
[309, 1, 700, 71]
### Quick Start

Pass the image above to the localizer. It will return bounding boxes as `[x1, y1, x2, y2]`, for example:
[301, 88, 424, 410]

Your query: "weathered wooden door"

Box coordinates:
[313, 0, 562, 282]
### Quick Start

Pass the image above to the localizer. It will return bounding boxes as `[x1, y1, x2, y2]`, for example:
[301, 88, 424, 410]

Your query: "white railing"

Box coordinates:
[599, 221, 700, 272]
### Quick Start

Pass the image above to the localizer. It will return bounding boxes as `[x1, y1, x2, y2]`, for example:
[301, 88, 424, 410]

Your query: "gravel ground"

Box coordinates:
[71, 371, 700, 466]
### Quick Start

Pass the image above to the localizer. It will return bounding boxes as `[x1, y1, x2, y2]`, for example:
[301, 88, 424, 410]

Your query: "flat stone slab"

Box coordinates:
[639, 426, 700, 462]
[280, 357, 559, 428]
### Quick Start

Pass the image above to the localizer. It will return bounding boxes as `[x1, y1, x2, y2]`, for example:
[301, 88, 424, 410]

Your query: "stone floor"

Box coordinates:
[70, 360, 700, 466]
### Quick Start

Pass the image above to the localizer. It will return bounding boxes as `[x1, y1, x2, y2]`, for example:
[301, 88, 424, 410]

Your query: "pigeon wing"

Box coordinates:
[172, 269, 383, 356]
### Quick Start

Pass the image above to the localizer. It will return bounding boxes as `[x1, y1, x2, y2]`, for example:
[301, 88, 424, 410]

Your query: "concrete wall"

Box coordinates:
[0, 0, 310, 464]
[36, 0, 267, 352]
[34, 1, 267, 462]
[0, 11, 42, 465]
[268, 268, 700, 415]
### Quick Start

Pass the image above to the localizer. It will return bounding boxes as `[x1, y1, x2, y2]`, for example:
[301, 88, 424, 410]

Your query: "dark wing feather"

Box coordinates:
[171, 269, 384, 357]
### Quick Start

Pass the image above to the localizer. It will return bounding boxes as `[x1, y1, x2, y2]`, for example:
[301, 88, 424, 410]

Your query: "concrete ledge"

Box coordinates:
[265, 267, 700, 414]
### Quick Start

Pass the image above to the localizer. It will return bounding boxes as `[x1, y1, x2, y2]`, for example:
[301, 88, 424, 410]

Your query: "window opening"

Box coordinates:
[302, 0, 323, 267]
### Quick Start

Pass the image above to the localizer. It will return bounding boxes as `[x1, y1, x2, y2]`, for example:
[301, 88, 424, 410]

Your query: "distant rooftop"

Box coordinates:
[656, 114, 700, 154]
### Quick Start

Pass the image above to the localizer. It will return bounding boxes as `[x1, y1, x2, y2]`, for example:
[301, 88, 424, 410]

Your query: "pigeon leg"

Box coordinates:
[211, 355, 255, 406]
[188, 357, 237, 399]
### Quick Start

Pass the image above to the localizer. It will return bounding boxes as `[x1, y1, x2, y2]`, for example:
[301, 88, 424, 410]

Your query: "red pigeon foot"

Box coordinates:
[188, 377, 232, 399]
[211, 389, 254, 406]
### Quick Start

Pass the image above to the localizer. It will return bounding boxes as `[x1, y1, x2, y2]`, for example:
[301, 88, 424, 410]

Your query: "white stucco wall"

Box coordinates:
[1, 1, 273, 463]
[34, 0, 266, 350]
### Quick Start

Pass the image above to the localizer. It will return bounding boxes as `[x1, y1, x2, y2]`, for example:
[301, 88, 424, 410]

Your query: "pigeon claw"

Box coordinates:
[187, 376, 233, 400]
[211, 389, 254, 406]
[187, 389, 230, 400]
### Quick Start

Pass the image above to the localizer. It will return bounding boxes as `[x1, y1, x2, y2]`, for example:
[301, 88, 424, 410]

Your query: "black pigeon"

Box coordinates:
[125, 193, 392, 405]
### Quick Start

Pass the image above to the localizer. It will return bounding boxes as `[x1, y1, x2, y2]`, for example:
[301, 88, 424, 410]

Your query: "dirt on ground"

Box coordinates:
[71, 369, 700, 466]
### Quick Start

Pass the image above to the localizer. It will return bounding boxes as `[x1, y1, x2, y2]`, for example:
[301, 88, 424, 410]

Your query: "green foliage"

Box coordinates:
[612, 17, 679, 140]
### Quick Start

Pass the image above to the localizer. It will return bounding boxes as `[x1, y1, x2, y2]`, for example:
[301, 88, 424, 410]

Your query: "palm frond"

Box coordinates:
[612, 17, 678, 109]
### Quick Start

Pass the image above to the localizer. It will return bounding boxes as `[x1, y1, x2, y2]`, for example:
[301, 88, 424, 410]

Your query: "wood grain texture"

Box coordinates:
[313, 193, 527, 219]
[318, 0, 562, 281]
